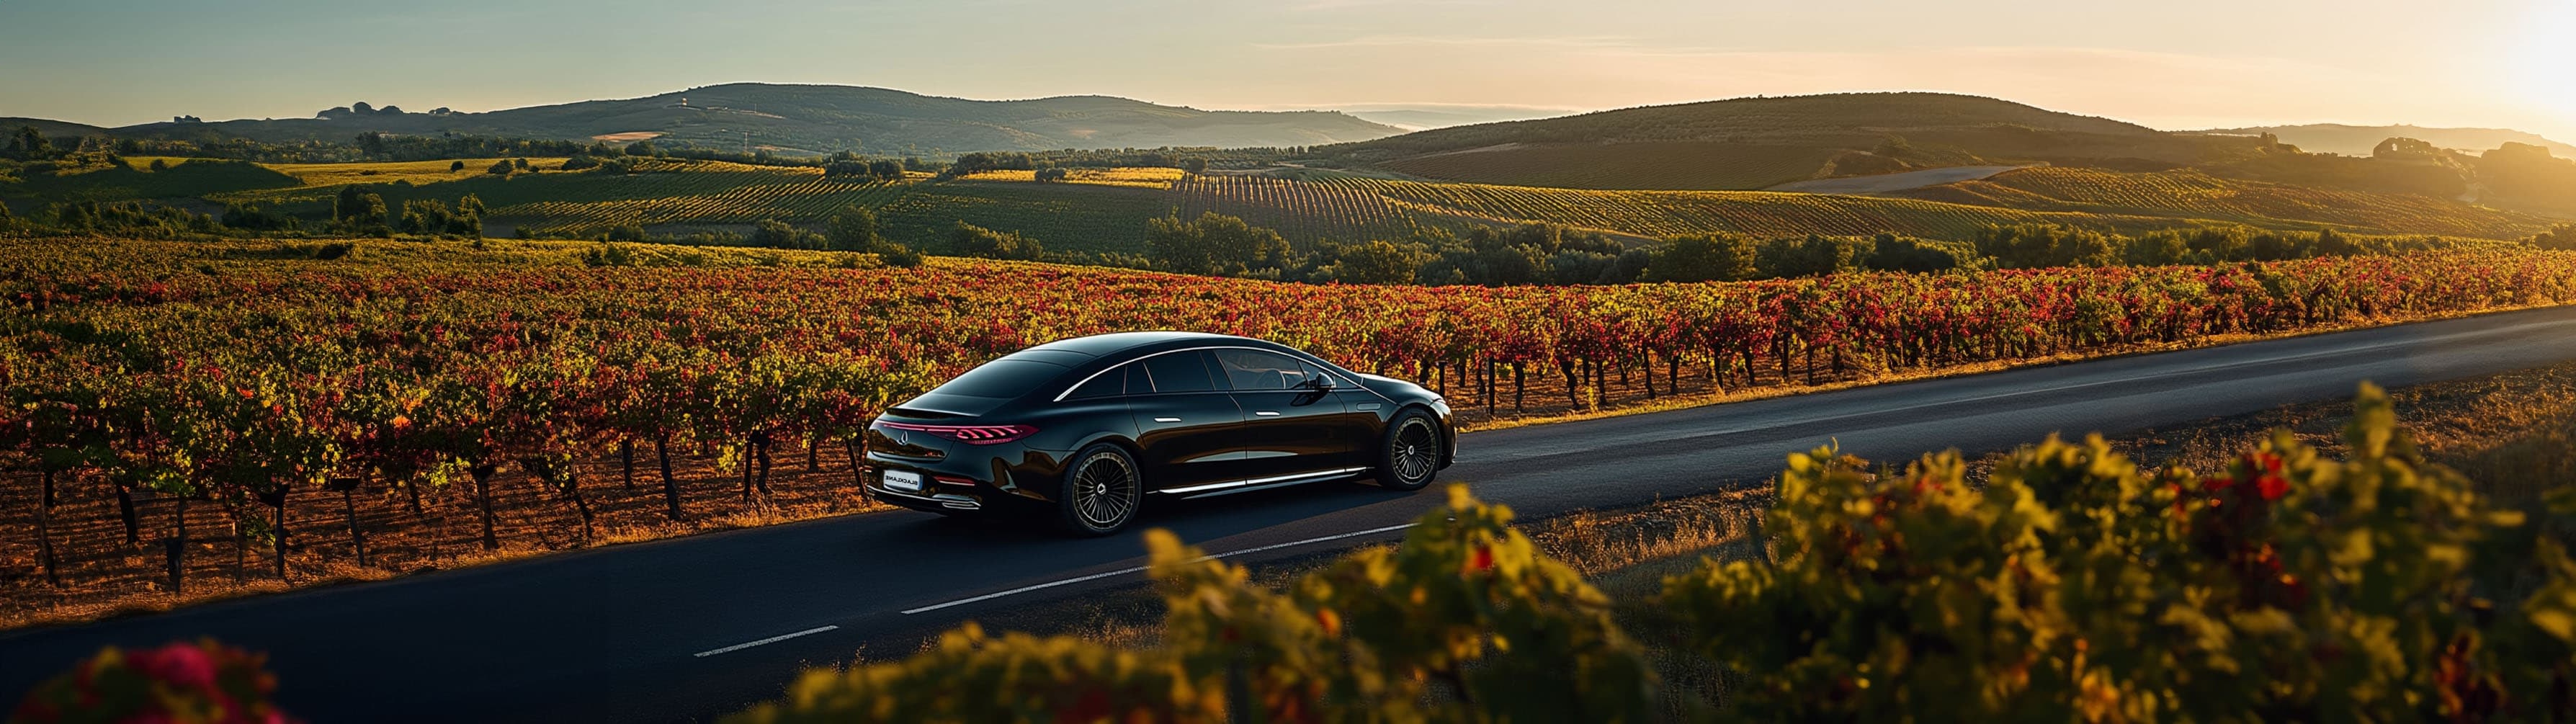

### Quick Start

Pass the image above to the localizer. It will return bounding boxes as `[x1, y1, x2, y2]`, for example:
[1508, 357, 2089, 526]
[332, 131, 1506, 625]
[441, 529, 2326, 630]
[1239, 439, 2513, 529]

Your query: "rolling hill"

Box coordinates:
[1888, 166, 2557, 239]
[1318, 92, 2272, 190]
[0, 117, 114, 139]
[2195, 123, 2576, 158]
[30, 84, 1407, 156]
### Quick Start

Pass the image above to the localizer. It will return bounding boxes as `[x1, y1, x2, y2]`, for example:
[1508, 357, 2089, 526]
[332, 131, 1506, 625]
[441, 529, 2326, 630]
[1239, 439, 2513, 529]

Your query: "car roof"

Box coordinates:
[1019, 331, 1253, 359]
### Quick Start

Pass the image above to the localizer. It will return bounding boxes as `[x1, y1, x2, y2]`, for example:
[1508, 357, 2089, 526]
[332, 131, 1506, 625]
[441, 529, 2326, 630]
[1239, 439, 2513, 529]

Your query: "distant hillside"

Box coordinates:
[1338, 105, 1579, 131]
[2194, 124, 2576, 158]
[0, 117, 113, 138]
[63, 84, 1407, 156]
[1323, 92, 2267, 190]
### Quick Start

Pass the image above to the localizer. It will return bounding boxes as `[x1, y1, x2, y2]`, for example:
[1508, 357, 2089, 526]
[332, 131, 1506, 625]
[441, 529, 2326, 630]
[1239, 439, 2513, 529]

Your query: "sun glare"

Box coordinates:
[2509, 1, 2576, 117]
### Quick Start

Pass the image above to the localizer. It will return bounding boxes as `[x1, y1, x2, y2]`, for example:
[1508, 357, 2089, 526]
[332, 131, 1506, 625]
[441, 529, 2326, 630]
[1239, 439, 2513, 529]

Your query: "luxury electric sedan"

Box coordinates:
[860, 331, 1456, 535]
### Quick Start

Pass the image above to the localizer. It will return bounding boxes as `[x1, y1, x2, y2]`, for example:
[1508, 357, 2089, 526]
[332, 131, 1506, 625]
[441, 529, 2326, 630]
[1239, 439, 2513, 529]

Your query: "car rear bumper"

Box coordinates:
[869, 484, 988, 511]
[859, 447, 1073, 514]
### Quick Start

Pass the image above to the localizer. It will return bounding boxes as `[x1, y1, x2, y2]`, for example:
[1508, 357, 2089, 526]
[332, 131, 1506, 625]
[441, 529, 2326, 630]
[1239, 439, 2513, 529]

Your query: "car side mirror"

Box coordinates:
[1303, 375, 1336, 391]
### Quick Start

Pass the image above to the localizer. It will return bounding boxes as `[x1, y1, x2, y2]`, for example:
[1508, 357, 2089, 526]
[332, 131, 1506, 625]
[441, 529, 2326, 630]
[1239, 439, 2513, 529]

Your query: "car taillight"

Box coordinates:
[879, 421, 1039, 445]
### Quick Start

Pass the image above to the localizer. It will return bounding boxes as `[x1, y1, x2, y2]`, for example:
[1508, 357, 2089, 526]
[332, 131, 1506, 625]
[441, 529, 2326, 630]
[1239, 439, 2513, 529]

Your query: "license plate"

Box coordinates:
[882, 470, 925, 493]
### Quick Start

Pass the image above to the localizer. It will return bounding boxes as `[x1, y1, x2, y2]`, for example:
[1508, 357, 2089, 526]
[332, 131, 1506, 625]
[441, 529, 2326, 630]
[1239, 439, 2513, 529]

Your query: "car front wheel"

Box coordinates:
[1058, 444, 1142, 535]
[1374, 410, 1443, 491]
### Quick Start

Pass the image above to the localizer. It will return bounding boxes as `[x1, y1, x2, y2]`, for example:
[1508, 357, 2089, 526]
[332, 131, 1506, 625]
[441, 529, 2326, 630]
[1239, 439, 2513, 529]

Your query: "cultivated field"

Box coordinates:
[1898, 166, 2562, 239]
[8, 236, 2576, 630]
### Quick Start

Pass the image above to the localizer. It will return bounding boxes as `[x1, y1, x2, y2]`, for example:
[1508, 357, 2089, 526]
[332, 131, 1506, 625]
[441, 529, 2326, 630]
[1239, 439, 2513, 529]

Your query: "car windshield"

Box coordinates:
[931, 359, 1068, 399]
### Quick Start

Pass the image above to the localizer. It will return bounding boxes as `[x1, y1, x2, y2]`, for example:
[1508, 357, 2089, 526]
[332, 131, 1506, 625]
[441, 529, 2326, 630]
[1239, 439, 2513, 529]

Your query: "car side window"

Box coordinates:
[1297, 358, 1340, 389]
[1138, 350, 1219, 393]
[1212, 349, 1310, 391]
[1065, 363, 1127, 400]
[1122, 363, 1151, 395]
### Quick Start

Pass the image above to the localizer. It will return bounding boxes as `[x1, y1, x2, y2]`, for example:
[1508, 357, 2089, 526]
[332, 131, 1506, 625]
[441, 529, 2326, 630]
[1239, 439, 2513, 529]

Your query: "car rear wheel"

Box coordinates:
[1374, 410, 1443, 491]
[1059, 444, 1142, 535]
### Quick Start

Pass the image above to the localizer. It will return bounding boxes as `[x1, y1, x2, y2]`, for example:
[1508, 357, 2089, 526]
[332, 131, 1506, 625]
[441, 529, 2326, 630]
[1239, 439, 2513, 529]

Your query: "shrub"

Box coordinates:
[1145, 213, 1291, 276]
[1975, 223, 2121, 268]
[1647, 233, 1758, 282]
[870, 239, 923, 268]
[950, 221, 1044, 261]
[7, 639, 294, 723]
[1755, 233, 1870, 278]
[1663, 383, 2576, 720]
[580, 242, 637, 267]
[1864, 233, 1969, 273]
[751, 218, 824, 249]
[1336, 239, 1426, 285]
[2535, 224, 2576, 251]
[398, 199, 457, 235]
[824, 205, 880, 252]
[728, 486, 1657, 723]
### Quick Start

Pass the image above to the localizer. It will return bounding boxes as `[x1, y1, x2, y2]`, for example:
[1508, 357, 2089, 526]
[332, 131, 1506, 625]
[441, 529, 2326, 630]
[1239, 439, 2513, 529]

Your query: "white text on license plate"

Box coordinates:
[883, 470, 925, 493]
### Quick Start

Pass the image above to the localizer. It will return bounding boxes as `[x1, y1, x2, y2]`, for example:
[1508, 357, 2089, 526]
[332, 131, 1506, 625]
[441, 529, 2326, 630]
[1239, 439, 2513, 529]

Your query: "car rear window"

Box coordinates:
[1063, 364, 1127, 400]
[932, 359, 1068, 399]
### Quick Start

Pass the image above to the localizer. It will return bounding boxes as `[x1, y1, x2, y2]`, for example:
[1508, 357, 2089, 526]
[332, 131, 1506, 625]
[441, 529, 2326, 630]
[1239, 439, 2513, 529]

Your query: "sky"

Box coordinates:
[2, 0, 2572, 140]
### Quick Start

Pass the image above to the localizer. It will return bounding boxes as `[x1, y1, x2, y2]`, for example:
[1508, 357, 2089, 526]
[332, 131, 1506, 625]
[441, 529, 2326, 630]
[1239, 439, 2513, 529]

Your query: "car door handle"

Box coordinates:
[1254, 411, 1281, 416]
[1153, 416, 1182, 423]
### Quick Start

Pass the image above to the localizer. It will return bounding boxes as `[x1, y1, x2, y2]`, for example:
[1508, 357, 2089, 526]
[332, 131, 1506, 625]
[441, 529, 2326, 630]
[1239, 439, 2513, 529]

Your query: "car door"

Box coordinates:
[1210, 348, 1357, 477]
[1122, 350, 1245, 491]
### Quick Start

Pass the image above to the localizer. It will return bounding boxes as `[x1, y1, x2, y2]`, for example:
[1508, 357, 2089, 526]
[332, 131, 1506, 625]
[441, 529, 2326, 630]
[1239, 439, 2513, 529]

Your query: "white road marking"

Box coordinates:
[900, 522, 1420, 614]
[692, 625, 840, 658]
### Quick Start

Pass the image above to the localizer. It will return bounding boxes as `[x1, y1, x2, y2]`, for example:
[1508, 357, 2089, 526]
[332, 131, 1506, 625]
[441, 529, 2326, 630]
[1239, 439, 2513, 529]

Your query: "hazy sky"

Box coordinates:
[4, 0, 2572, 139]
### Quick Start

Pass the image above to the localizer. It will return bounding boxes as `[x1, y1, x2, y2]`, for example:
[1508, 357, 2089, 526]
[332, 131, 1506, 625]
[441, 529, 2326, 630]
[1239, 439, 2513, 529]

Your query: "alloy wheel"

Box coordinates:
[1393, 419, 1439, 486]
[1072, 451, 1139, 529]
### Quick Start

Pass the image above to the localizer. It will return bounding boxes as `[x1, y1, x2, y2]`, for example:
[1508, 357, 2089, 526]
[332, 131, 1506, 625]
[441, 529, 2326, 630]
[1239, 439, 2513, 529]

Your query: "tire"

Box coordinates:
[1057, 444, 1142, 536]
[1374, 409, 1444, 491]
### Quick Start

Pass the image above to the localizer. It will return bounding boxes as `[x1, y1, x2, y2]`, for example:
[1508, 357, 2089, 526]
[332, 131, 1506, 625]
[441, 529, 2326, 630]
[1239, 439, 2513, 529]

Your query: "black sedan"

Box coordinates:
[861, 331, 1455, 535]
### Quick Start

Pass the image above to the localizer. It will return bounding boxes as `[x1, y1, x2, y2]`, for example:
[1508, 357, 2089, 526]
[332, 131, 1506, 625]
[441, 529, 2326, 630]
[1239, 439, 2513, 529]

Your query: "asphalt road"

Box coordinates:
[9, 305, 2576, 722]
